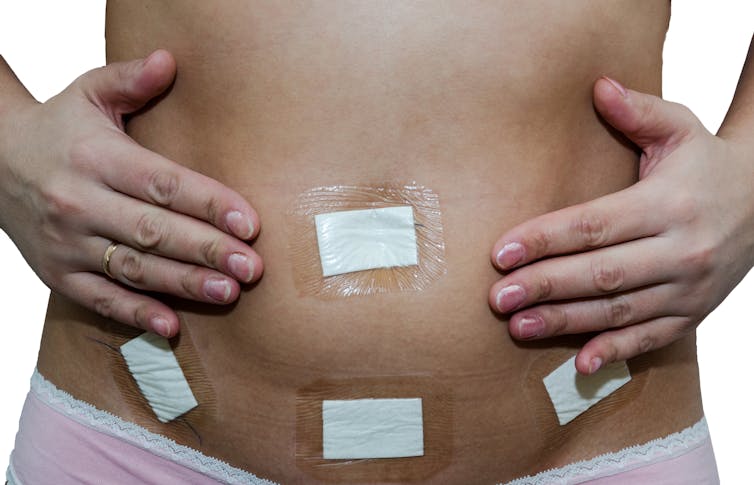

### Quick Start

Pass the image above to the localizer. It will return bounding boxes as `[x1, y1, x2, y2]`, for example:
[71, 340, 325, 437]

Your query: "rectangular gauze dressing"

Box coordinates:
[314, 206, 418, 277]
[322, 398, 424, 459]
[120, 333, 198, 423]
[543, 356, 631, 426]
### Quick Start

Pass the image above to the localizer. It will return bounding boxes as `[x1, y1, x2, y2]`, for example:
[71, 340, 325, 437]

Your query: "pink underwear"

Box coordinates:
[7, 370, 719, 484]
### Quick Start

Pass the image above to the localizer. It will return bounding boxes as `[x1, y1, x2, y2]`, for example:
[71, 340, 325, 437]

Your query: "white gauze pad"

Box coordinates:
[314, 206, 418, 277]
[543, 356, 631, 426]
[322, 398, 424, 459]
[120, 333, 198, 423]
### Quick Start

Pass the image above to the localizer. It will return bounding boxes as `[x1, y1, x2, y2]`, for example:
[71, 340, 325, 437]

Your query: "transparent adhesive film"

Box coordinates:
[288, 184, 446, 298]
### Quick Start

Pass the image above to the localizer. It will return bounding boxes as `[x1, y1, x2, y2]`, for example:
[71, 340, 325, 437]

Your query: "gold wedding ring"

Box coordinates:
[102, 242, 120, 279]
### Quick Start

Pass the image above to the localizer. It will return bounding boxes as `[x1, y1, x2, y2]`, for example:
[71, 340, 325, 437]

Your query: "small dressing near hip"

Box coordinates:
[543, 356, 631, 426]
[120, 333, 198, 423]
[322, 398, 425, 459]
[315, 206, 418, 277]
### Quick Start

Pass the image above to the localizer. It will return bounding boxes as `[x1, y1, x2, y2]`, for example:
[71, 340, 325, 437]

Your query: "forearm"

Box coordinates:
[718, 35, 754, 148]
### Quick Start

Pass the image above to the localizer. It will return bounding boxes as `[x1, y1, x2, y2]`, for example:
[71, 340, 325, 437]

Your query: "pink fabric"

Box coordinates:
[8, 391, 221, 485]
[7, 371, 720, 484]
[583, 437, 719, 485]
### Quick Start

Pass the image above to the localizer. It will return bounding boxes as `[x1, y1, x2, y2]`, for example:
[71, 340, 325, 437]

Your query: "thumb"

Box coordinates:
[593, 76, 702, 153]
[78, 49, 176, 122]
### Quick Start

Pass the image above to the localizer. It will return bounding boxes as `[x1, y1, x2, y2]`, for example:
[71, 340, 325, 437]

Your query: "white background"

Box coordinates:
[0, 1, 752, 482]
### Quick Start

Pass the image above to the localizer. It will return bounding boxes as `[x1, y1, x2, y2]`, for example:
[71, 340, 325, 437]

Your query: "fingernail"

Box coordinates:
[588, 357, 603, 374]
[142, 50, 160, 68]
[226, 211, 254, 240]
[151, 316, 171, 337]
[228, 252, 254, 283]
[602, 76, 627, 97]
[496, 242, 525, 269]
[205, 278, 232, 302]
[495, 285, 526, 313]
[517, 316, 544, 339]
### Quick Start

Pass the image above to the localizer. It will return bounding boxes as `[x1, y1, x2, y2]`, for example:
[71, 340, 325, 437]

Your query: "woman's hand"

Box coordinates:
[0, 50, 263, 337]
[489, 77, 754, 374]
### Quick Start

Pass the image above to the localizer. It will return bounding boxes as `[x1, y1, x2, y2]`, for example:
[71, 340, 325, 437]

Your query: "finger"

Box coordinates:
[90, 191, 261, 283]
[490, 237, 673, 313]
[575, 316, 692, 375]
[105, 244, 241, 304]
[94, 140, 260, 241]
[507, 283, 677, 340]
[76, 50, 177, 123]
[492, 184, 664, 271]
[62, 271, 180, 338]
[593, 76, 702, 153]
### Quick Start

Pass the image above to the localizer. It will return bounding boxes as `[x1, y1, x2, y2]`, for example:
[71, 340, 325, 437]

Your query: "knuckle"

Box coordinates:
[549, 307, 569, 335]
[134, 212, 165, 250]
[180, 267, 204, 298]
[591, 259, 625, 293]
[147, 170, 181, 206]
[573, 211, 609, 248]
[637, 333, 655, 354]
[669, 190, 699, 224]
[674, 103, 699, 131]
[199, 238, 223, 267]
[40, 187, 82, 224]
[204, 195, 222, 225]
[677, 316, 697, 334]
[92, 294, 115, 319]
[639, 99, 658, 129]
[682, 243, 716, 278]
[603, 295, 632, 327]
[39, 263, 64, 290]
[133, 304, 151, 330]
[120, 249, 146, 285]
[526, 230, 552, 260]
[536, 275, 553, 301]
[67, 136, 100, 171]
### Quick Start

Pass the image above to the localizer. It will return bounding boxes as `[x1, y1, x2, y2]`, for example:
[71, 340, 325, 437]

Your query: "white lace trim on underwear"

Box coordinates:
[503, 417, 710, 485]
[30, 369, 277, 485]
[30, 369, 709, 485]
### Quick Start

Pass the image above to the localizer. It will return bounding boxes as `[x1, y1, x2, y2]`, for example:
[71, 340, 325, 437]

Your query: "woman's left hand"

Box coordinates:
[489, 77, 754, 375]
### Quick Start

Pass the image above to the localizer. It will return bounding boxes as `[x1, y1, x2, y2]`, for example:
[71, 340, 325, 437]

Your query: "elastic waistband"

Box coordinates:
[13, 369, 714, 485]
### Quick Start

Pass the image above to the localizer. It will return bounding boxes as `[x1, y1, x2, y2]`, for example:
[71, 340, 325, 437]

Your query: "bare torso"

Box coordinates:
[37, 1, 704, 483]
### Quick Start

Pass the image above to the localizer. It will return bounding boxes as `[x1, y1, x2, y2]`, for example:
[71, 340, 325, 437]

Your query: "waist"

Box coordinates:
[11, 370, 714, 485]
[37, 146, 704, 483]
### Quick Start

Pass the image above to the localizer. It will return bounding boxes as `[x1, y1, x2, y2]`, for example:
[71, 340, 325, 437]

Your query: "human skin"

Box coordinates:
[489, 70, 754, 375]
[1, 1, 753, 482]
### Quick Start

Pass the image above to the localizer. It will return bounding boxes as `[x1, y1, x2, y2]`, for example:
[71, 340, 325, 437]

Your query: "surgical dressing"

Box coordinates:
[315, 206, 418, 277]
[288, 183, 446, 298]
[543, 356, 632, 426]
[296, 376, 453, 482]
[120, 333, 198, 423]
[322, 398, 424, 459]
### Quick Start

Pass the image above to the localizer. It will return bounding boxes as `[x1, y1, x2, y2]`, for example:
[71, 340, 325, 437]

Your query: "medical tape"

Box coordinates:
[543, 355, 631, 426]
[288, 183, 446, 298]
[120, 332, 199, 423]
[296, 376, 453, 482]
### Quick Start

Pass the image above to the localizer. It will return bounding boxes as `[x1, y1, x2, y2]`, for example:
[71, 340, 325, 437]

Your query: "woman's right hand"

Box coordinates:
[0, 50, 263, 337]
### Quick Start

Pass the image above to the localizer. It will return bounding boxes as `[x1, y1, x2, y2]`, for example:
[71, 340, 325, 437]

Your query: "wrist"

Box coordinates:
[0, 98, 39, 231]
